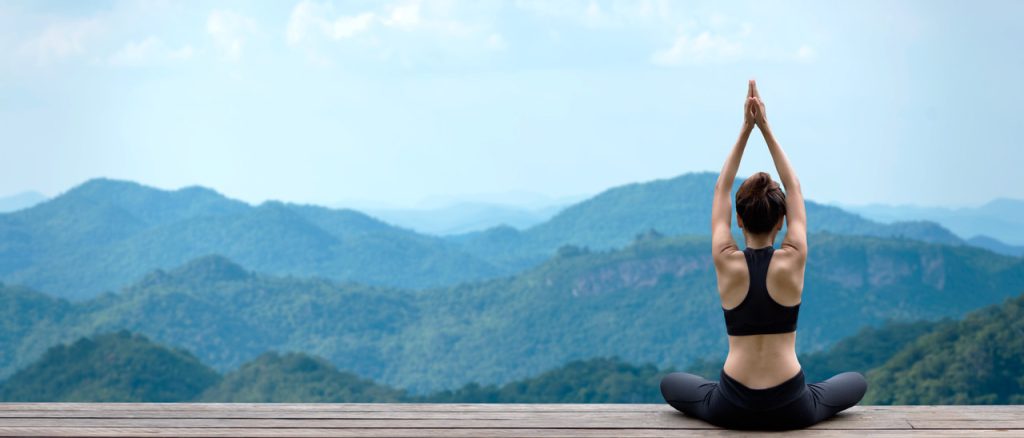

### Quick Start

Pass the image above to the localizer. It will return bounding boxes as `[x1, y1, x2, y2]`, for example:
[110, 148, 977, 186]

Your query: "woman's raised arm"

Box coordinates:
[711, 81, 758, 259]
[750, 80, 807, 257]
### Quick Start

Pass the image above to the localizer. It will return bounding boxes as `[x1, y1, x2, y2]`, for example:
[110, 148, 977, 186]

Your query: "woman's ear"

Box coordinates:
[737, 215, 745, 229]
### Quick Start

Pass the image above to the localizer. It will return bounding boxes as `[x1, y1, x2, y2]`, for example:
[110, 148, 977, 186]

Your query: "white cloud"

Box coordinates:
[796, 44, 815, 61]
[382, 1, 421, 30]
[169, 45, 195, 61]
[285, 0, 498, 62]
[19, 18, 102, 64]
[652, 30, 743, 65]
[514, 0, 672, 28]
[486, 33, 505, 50]
[287, 1, 376, 44]
[331, 13, 376, 39]
[207, 10, 257, 60]
[287, 1, 384, 45]
[108, 36, 193, 66]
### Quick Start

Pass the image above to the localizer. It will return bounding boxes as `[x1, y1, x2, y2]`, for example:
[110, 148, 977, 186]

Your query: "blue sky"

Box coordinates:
[1, 0, 1021, 208]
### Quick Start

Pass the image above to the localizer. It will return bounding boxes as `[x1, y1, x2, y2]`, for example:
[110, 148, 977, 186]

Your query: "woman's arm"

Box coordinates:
[711, 82, 757, 259]
[750, 81, 807, 257]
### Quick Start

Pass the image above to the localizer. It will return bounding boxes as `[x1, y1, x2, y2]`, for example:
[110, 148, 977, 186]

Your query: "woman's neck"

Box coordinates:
[744, 234, 776, 249]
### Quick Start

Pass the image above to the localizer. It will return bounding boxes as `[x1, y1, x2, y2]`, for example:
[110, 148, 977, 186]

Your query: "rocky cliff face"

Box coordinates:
[571, 255, 711, 297]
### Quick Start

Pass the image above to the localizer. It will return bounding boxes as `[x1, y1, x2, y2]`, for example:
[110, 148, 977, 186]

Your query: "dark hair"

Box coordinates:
[735, 172, 786, 234]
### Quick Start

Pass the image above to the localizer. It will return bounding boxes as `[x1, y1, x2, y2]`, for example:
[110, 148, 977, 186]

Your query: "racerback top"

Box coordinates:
[722, 245, 800, 336]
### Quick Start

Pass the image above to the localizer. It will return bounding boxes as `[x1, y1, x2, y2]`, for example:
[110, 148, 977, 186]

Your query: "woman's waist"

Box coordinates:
[723, 347, 802, 389]
[726, 331, 797, 354]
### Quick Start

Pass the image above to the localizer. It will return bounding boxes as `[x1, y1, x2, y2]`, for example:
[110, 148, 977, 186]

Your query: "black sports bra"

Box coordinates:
[722, 245, 800, 336]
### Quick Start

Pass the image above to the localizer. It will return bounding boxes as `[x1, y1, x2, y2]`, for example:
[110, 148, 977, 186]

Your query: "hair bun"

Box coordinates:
[734, 171, 786, 235]
[750, 172, 771, 195]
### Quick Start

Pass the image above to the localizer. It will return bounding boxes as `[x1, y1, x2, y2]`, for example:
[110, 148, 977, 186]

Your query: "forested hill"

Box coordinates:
[0, 330, 665, 403]
[0, 330, 218, 402]
[3, 231, 1020, 393]
[865, 293, 1024, 404]
[5, 294, 1023, 403]
[0, 173, 969, 301]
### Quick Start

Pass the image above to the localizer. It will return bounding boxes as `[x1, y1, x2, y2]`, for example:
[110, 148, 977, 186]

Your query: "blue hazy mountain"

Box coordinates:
[0, 173, 973, 300]
[966, 235, 1024, 257]
[365, 201, 567, 235]
[0, 178, 502, 300]
[450, 172, 966, 270]
[3, 231, 1020, 393]
[844, 198, 1024, 248]
[0, 191, 47, 213]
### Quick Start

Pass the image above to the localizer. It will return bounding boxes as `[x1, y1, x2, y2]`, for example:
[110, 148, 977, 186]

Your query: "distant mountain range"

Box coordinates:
[844, 198, 1024, 251]
[3, 231, 1021, 393]
[0, 191, 46, 213]
[0, 173, 982, 301]
[0, 179, 502, 299]
[448, 172, 969, 271]
[365, 201, 567, 235]
[965, 235, 1024, 257]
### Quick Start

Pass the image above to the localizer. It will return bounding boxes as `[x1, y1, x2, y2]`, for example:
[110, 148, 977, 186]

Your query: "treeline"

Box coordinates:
[0, 331, 664, 403]
[3, 293, 1023, 404]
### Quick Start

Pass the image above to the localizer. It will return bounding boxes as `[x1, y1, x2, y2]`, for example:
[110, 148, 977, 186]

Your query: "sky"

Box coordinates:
[1, 0, 1022, 209]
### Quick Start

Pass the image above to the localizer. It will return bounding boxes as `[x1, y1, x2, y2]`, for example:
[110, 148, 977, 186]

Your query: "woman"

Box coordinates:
[659, 80, 867, 430]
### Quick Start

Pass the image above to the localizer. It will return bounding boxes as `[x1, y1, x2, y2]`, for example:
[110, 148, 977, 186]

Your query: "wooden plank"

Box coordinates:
[2, 403, 1021, 413]
[0, 403, 666, 412]
[0, 408, 912, 423]
[0, 405, 1014, 423]
[0, 427, 1019, 438]
[0, 404, 1018, 438]
[909, 420, 1024, 429]
[0, 416, 912, 430]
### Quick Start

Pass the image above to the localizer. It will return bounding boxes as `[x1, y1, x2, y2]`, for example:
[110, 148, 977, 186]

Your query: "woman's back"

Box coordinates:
[717, 244, 804, 388]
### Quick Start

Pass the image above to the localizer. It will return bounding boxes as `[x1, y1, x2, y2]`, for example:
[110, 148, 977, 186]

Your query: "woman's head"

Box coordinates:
[735, 172, 786, 235]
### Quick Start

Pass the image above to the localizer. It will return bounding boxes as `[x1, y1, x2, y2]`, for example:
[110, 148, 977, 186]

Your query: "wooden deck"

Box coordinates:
[0, 403, 1020, 437]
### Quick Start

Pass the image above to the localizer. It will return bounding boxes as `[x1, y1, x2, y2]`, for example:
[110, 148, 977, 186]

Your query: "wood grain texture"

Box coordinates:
[0, 404, 1019, 437]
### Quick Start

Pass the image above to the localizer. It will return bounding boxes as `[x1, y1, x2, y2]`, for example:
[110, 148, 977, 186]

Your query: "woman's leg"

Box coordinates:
[659, 372, 717, 420]
[807, 371, 868, 422]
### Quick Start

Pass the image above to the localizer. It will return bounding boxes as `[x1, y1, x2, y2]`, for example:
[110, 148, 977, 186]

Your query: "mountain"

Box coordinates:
[865, 294, 1024, 404]
[0, 191, 46, 213]
[449, 172, 966, 271]
[199, 351, 405, 402]
[0, 178, 502, 300]
[4, 232, 1021, 393]
[844, 198, 1024, 247]
[365, 202, 566, 235]
[966, 235, 1024, 257]
[0, 330, 219, 402]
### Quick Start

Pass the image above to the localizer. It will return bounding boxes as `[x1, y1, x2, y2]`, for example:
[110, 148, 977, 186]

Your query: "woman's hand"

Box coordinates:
[749, 79, 768, 127]
[743, 83, 757, 130]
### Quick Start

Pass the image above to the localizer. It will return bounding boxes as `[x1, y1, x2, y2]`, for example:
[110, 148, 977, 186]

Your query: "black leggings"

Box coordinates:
[660, 368, 867, 431]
